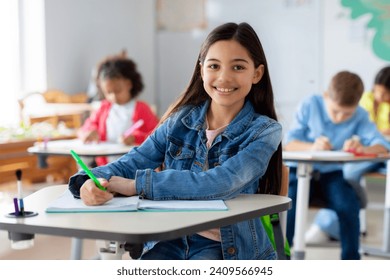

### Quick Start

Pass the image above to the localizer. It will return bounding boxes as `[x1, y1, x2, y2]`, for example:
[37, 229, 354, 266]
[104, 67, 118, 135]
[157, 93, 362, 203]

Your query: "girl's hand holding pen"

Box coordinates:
[80, 178, 113, 206]
[312, 136, 332, 151]
[80, 176, 137, 205]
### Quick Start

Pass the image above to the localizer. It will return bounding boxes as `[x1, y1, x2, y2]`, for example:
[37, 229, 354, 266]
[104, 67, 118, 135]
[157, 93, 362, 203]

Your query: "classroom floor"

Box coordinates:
[0, 177, 388, 260]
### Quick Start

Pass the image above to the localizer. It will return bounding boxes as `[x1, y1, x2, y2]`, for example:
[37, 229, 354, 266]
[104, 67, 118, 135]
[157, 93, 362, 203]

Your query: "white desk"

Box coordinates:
[0, 185, 291, 259]
[27, 139, 133, 169]
[27, 139, 132, 157]
[283, 151, 390, 259]
[27, 140, 133, 257]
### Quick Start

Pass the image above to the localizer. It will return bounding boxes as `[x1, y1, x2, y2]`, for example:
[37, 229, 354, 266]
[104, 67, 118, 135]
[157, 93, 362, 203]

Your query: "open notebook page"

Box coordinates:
[46, 190, 228, 213]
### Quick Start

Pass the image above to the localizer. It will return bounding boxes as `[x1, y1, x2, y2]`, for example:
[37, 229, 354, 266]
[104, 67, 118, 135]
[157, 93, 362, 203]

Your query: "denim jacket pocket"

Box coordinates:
[167, 141, 195, 170]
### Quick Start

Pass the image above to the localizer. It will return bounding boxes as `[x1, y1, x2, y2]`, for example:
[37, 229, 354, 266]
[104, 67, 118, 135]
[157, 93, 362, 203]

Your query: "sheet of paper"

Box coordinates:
[283, 150, 355, 160]
[46, 190, 228, 213]
[46, 190, 139, 213]
[138, 198, 228, 211]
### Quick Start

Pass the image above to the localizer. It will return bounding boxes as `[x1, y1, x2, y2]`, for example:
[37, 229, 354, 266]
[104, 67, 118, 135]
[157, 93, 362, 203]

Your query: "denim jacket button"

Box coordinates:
[227, 247, 236, 255]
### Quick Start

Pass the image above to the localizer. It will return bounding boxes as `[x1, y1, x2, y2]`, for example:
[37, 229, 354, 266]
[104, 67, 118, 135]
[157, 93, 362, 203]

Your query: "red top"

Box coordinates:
[79, 100, 159, 165]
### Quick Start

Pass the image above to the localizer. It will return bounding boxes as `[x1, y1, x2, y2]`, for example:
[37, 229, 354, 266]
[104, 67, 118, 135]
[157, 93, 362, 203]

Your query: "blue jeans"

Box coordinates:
[140, 234, 223, 260]
[286, 168, 361, 260]
[314, 208, 340, 240]
[313, 162, 387, 240]
[343, 161, 386, 208]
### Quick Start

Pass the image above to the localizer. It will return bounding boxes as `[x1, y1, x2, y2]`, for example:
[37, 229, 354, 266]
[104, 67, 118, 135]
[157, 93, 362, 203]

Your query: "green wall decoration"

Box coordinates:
[341, 0, 390, 61]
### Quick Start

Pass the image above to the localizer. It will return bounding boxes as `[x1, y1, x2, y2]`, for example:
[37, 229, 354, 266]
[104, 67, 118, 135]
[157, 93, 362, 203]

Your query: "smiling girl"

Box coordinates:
[69, 22, 282, 260]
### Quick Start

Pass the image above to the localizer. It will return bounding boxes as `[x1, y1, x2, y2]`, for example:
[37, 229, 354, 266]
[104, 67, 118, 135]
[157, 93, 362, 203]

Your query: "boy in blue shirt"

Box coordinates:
[284, 71, 390, 259]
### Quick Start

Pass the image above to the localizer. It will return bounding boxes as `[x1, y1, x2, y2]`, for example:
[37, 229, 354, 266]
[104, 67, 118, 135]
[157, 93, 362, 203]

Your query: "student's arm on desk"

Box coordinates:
[284, 137, 388, 155]
[284, 137, 332, 152]
[343, 139, 388, 156]
[79, 176, 137, 206]
[68, 157, 141, 205]
[79, 178, 113, 206]
[353, 144, 388, 155]
[107, 176, 136, 197]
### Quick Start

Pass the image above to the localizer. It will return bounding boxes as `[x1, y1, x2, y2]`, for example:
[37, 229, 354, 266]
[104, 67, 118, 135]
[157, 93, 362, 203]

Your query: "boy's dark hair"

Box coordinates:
[374, 66, 390, 90]
[328, 71, 364, 106]
[97, 57, 144, 99]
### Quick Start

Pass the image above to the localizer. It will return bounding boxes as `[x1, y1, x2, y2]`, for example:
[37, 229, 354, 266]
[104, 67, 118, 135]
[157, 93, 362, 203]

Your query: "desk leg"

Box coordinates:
[384, 160, 390, 253]
[99, 241, 125, 260]
[361, 160, 390, 258]
[292, 163, 312, 260]
[37, 155, 48, 168]
[70, 238, 83, 260]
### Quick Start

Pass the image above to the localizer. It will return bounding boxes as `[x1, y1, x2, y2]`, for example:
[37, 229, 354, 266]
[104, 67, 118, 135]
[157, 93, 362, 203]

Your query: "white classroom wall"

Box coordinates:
[41, 0, 390, 131]
[156, 0, 322, 131]
[323, 0, 389, 93]
[43, 0, 156, 105]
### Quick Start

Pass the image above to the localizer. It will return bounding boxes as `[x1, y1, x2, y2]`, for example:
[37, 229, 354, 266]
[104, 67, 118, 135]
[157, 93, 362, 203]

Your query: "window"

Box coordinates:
[0, 0, 46, 127]
[0, 0, 20, 127]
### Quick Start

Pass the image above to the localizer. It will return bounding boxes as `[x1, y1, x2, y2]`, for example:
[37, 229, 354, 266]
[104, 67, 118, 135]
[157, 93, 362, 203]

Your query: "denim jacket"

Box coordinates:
[69, 99, 282, 260]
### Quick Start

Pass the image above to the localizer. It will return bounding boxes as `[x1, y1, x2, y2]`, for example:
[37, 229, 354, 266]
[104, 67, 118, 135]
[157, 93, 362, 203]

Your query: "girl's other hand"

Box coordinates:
[108, 176, 137, 197]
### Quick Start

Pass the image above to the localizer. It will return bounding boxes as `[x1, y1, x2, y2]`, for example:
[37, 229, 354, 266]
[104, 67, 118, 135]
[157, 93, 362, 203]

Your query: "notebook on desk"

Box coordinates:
[46, 190, 228, 213]
[283, 150, 355, 160]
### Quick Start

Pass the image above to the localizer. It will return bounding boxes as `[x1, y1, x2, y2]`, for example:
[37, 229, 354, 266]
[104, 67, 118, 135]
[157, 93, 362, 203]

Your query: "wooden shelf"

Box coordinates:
[0, 137, 78, 186]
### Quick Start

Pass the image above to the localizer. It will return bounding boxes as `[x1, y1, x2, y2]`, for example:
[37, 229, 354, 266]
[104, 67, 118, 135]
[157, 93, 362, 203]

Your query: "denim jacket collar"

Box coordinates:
[181, 99, 255, 141]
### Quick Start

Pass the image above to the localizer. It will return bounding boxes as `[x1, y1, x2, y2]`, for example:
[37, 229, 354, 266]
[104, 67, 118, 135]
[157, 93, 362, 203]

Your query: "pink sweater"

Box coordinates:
[79, 100, 159, 165]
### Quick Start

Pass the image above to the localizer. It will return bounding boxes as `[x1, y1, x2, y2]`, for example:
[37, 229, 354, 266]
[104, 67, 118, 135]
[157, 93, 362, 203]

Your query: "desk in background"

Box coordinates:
[28, 139, 132, 157]
[19, 91, 91, 129]
[27, 140, 134, 258]
[0, 185, 291, 259]
[28, 139, 133, 168]
[28, 139, 133, 257]
[283, 151, 390, 260]
[0, 137, 78, 185]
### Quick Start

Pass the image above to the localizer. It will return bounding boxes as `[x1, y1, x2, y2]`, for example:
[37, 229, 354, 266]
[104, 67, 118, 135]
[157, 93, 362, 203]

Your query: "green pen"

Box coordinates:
[70, 149, 106, 191]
